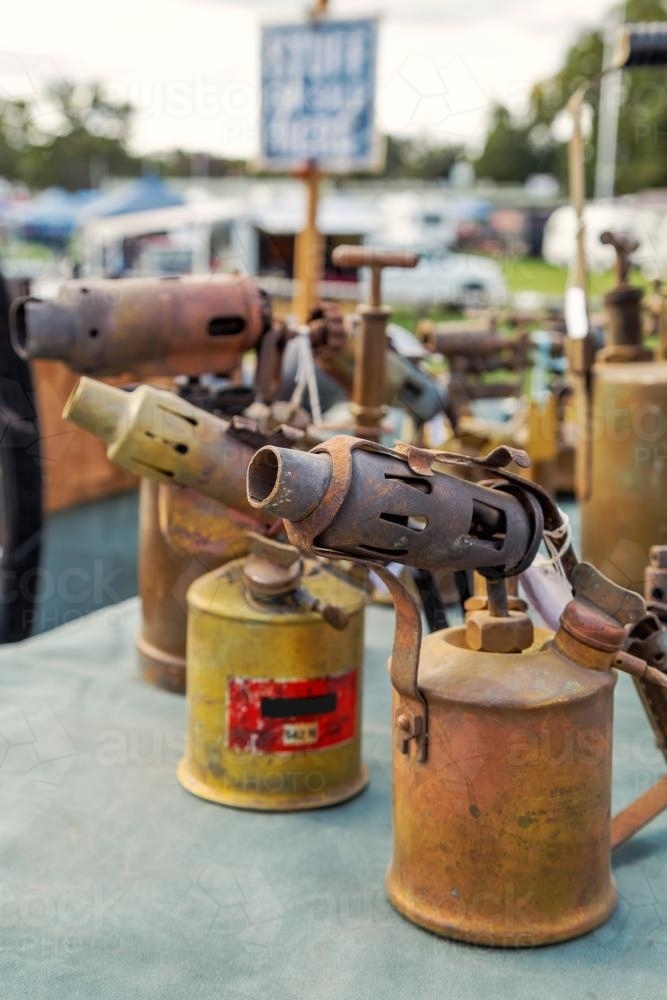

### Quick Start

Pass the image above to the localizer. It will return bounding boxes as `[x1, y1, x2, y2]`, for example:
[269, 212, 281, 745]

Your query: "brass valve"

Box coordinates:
[241, 534, 351, 630]
[464, 579, 534, 654]
[332, 245, 419, 308]
[600, 230, 638, 286]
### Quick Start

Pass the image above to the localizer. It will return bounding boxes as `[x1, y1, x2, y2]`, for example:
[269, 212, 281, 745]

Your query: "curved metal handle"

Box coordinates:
[372, 564, 427, 763]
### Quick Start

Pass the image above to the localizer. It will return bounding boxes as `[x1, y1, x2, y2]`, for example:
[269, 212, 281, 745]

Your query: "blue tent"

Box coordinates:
[14, 187, 94, 244]
[82, 175, 184, 219]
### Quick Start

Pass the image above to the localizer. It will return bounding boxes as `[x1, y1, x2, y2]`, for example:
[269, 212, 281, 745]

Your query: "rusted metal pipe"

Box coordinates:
[248, 436, 544, 577]
[248, 446, 331, 522]
[11, 273, 269, 378]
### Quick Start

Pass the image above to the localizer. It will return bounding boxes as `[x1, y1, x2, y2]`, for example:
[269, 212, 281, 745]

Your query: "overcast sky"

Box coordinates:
[0, 0, 615, 159]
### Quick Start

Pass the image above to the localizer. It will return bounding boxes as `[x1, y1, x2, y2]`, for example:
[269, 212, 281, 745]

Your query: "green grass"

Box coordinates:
[388, 257, 654, 334]
[390, 306, 462, 331]
[497, 256, 653, 301]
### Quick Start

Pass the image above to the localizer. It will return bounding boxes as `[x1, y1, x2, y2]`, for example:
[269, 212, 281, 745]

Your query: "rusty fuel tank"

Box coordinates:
[180, 535, 367, 810]
[386, 590, 618, 946]
[136, 479, 260, 692]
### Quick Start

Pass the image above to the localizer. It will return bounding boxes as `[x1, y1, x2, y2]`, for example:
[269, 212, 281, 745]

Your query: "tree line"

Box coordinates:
[2, 0, 666, 194]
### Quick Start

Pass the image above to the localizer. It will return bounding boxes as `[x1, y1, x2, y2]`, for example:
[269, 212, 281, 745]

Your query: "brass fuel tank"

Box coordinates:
[137, 479, 256, 693]
[180, 541, 368, 810]
[387, 624, 617, 946]
[246, 436, 665, 944]
[577, 233, 667, 592]
[581, 360, 667, 591]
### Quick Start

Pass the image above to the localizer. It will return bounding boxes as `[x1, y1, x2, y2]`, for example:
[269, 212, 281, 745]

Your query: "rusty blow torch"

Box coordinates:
[247, 436, 549, 579]
[246, 435, 667, 689]
[248, 434, 667, 852]
[10, 273, 270, 380]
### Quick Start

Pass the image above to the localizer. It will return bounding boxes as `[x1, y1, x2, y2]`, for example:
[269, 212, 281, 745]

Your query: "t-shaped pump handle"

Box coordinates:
[332, 246, 419, 308]
[600, 230, 639, 286]
[330, 246, 420, 439]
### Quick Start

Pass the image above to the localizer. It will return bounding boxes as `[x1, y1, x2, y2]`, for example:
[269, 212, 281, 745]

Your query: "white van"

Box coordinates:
[542, 201, 664, 275]
[77, 191, 381, 300]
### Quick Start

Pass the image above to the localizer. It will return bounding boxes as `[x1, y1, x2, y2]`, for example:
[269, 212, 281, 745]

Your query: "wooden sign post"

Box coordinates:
[259, 6, 379, 319]
[292, 0, 327, 322]
[293, 160, 323, 322]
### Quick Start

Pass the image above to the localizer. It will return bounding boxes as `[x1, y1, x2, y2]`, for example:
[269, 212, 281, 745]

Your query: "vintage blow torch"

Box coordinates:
[65, 378, 370, 810]
[14, 270, 325, 691]
[247, 435, 667, 945]
[10, 273, 269, 380]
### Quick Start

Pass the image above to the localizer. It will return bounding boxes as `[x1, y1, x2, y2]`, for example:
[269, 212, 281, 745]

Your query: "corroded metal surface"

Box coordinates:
[64, 378, 304, 693]
[247, 436, 575, 772]
[11, 273, 268, 378]
[64, 378, 299, 519]
[575, 232, 667, 591]
[247, 430, 667, 943]
[331, 244, 419, 439]
[247, 436, 545, 577]
[386, 565, 657, 944]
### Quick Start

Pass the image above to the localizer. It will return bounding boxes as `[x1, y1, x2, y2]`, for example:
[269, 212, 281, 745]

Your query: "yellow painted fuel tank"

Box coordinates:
[179, 556, 368, 810]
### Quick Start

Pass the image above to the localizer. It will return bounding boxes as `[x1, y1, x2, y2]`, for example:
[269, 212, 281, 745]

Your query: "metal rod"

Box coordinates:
[486, 577, 510, 618]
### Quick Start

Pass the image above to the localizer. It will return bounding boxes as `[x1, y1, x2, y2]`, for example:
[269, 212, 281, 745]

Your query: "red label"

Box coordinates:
[227, 669, 357, 754]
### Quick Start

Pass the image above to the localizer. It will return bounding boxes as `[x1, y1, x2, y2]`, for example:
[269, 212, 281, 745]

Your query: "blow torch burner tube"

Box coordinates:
[247, 437, 544, 576]
[247, 447, 332, 522]
[63, 377, 126, 442]
[10, 297, 74, 361]
[64, 376, 262, 518]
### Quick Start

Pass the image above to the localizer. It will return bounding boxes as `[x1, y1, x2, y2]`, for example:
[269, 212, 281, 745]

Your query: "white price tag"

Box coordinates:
[564, 286, 589, 341]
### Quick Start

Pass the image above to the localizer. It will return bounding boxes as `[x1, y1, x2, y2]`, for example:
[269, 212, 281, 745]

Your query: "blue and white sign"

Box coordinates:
[260, 17, 380, 173]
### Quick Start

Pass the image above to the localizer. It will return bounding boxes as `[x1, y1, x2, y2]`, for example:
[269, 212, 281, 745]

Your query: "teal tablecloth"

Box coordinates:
[0, 599, 665, 1000]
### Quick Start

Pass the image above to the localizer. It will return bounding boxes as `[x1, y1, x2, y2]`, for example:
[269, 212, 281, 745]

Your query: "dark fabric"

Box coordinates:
[0, 599, 664, 999]
[0, 273, 42, 642]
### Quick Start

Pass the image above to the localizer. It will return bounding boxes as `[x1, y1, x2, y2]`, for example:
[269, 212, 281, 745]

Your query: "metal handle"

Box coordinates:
[372, 565, 427, 763]
[332, 245, 420, 308]
[331, 246, 420, 271]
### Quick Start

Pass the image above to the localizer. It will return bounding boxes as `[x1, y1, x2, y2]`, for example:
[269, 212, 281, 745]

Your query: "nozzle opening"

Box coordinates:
[247, 446, 333, 522]
[247, 448, 281, 507]
[9, 297, 32, 359]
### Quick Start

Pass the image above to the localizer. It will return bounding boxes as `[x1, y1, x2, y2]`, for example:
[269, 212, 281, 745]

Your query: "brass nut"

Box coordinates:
[465, 610, 534, 654]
